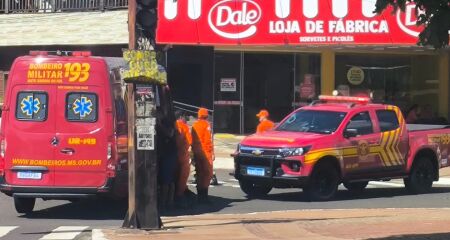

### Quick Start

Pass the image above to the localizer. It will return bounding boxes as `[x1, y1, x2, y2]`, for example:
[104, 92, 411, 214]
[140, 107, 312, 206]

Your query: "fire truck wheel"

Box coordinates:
[404, 157, 435, 194]
[14, 197, 35, 214]
[239, 180, 272, 198]
[304, 161, 340, 201]
[343, 181, 368, 193]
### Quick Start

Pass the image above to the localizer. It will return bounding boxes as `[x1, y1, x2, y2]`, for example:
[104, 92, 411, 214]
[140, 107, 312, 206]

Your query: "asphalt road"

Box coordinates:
[2, 169, 450, 240]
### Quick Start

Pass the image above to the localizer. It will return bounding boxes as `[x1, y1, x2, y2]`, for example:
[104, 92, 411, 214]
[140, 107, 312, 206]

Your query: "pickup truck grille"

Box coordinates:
[235, 155, 287, 178]
[239, 156, 272, 167]
[240, 146, 280, 157]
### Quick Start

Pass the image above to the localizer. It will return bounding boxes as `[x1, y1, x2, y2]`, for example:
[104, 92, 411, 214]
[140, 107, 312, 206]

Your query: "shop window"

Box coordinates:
[335, 54, 442, 123]
[66, 92, 97, 122]
[376, 110, 399, 132]
[16, 91, 48, 121]
[294, 54, 321, 106]
[345, 111, 373, 136]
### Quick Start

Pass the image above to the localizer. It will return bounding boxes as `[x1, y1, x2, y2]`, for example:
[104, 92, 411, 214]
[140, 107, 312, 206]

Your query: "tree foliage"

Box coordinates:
[375, 0, 450, 48]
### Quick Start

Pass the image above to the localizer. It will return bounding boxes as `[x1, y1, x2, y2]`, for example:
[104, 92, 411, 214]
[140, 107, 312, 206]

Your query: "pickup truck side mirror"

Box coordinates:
[344, 129, 358, 138]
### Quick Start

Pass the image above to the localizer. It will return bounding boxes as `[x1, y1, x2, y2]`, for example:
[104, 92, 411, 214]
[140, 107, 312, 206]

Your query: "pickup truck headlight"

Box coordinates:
[279, 146, 311, 157]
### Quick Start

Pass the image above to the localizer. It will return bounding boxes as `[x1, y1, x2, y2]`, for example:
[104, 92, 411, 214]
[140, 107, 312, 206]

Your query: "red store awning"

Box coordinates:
[156, 0, 423, 46]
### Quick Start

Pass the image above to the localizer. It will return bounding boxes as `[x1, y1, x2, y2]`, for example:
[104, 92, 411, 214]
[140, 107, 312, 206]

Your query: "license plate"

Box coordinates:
[247, 167, 265, 176]
[17, 171, 42, 180]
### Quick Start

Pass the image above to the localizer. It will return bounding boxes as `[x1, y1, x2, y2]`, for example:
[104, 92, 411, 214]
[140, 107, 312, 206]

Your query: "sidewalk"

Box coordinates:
[96, 208, 450, 240]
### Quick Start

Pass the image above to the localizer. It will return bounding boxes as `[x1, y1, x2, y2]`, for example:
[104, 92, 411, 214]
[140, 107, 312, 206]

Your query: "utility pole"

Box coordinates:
[122, 0, 161, 229]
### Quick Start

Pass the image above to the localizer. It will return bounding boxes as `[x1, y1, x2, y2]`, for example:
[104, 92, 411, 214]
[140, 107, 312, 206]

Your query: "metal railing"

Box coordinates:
[0, 0, 128, 13]
[173, 101, 214, 134]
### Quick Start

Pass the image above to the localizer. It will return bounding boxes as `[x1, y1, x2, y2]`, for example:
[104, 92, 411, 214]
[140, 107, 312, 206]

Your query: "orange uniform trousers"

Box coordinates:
[191, 119, 213, 190]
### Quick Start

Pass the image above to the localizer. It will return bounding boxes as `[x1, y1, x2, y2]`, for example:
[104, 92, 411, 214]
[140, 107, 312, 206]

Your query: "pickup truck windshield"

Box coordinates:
[277, 110, 347, 134]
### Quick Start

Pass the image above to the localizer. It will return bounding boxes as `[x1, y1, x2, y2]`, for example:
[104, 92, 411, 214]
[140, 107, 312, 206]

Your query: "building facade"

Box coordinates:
[158, 0, 450, 134]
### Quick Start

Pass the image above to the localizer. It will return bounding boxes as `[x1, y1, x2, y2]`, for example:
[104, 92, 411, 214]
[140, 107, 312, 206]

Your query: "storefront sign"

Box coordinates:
[220, 78, 237, 92]
[157, 0, 426, 45]
[347, 67, 365, 85]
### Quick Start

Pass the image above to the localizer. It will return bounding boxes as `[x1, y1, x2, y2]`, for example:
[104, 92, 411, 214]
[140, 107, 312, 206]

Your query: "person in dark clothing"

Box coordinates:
[156, 85, 177, 211]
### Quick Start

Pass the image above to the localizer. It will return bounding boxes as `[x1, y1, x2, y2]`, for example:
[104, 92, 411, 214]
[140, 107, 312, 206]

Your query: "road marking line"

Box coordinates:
[91, 229, 107, 240]
[39, 226, 89, 240]
[0, 226, 17, 238]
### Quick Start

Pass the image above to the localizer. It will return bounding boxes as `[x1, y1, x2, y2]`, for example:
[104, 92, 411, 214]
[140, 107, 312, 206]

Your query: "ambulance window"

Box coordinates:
[376, 110, 399, 132]
[16, 92, 48, 121]
[66, 93, 97, 122]
[346, 111, 373, 135]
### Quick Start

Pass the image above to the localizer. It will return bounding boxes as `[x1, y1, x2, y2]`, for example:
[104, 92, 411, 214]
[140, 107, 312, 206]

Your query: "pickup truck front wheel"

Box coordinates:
[404, 157, 435, 194]
[239, 180, 272, 198]
[304, 162, 340, 201]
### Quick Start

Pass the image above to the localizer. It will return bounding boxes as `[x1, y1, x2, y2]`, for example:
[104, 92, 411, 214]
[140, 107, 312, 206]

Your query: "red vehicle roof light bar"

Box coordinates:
[318, 95, 371, 104]
[29, 51, 48, 56]
[72, 51, 92, 57]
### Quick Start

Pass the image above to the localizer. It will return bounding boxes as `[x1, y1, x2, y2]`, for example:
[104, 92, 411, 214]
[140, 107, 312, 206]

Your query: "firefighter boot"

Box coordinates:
[197, 188, 212, 204]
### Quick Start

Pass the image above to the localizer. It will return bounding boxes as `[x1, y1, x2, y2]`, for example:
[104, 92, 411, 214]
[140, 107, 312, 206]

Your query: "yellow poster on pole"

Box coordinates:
[122, 49, 167, 84]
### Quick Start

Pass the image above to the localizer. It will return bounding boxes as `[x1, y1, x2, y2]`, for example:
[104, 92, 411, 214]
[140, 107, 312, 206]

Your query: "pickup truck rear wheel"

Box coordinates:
[239, 180, 272, 198]
[304, 162, 340, 201]
[404, 157, 435, 194]
[14, 197, 35, 214]
[343, 181, 368, 193]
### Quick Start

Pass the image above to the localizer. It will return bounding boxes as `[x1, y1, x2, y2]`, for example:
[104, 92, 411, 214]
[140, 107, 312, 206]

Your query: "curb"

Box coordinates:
[93, 208, 450, 240]
[214, 134, 246, 140]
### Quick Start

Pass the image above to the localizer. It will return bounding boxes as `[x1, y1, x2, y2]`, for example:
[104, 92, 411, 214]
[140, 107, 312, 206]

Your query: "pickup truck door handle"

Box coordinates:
[60, 148, 75, 155]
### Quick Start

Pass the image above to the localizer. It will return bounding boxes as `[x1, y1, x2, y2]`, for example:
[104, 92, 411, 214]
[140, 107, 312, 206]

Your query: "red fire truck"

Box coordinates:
[234, 95, 450, 201]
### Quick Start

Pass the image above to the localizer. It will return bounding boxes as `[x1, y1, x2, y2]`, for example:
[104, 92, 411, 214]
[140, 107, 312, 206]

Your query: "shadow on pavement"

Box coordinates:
[369, 232, 450, 240]
[20, 198, 128, 220]
[161, 195, 247, 217]
[261, 187, 450, 202]
[19, 195, 245, 220]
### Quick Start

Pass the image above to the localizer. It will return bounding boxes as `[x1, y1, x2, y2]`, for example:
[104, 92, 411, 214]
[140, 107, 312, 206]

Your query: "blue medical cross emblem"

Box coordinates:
[20, 96, 41, 116]
[73, 96, 93, 118]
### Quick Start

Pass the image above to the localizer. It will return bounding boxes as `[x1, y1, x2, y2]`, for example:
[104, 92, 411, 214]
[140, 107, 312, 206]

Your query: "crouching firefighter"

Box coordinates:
[191, 108, 214, 203]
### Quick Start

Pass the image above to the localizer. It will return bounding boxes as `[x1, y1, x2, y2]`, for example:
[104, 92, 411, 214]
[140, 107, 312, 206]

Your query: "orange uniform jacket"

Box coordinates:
[176, 120, 192, 153]
[191, 119, 213, 189]
[192, 119, 213, 161]
[256, 119, 275, 133]
[175, 119, 192, 196]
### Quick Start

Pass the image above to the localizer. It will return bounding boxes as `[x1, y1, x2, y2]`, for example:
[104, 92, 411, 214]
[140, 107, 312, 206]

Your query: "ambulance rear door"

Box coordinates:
[5, 84, 56, 187]
[53, 60, 112, 188]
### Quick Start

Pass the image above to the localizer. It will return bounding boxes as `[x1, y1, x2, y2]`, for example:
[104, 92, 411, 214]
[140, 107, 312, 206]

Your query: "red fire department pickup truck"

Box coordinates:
[234, 95, 450, 201]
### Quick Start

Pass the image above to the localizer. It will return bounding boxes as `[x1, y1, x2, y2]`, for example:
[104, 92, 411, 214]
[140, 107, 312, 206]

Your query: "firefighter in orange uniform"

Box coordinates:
[191, 107, 214, 203]
[256, 109, 275, 133]
[174, 111, 192, 202]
